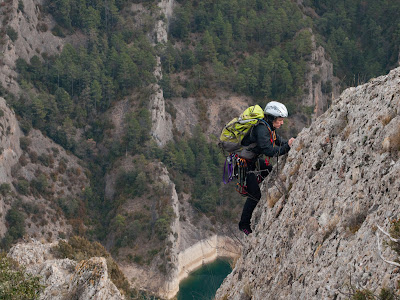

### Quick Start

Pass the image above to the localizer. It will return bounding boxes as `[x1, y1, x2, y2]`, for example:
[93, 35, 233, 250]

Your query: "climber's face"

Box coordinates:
[272, 117, 284, 129]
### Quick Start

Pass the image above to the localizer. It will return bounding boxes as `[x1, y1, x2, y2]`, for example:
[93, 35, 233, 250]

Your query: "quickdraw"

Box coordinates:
[222, 153, 249, 196]
[223, 153, 236, 184]
[236, 157, 248, 196]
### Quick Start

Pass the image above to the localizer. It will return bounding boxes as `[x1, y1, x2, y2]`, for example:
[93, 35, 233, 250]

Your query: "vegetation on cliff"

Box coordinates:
[163, 0, 312, 102]
[305, 0, 400, 85]
[0, 252, 43, 300]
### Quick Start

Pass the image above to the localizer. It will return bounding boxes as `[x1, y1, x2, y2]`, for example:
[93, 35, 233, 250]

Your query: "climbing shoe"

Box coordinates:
[239, 225, 252, 236]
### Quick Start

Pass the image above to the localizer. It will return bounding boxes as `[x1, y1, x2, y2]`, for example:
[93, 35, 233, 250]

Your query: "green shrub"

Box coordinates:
[389, 218, 400, 257]
[18, 0, 24, 12]
[30, 174, 48, 195]
[15, 179, 29, 195]
[114, 219, 142, 248]
[0, 252, 44, 299]
[38, 153, 52, 167]
[133, 255, 143, 264]
[321, 80, 333, 94]
[22, 202, 39, 216]
[19, 137, 31, 151]
[350, 289, 375, 300]
[349, 288, 398, 300]
[0, 183, 11, 196]
[155, 218, 170, 240]
[1, 207, 25, 250]
[57, 198, 79, 219]
[19, 119, 32, 135]
[51, 24, 65, 37]
[6, 27, 18, 42]
[58, 159, 67, 174]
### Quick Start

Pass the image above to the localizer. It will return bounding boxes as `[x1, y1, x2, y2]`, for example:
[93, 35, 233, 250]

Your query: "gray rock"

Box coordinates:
[216, 67, 400, 300]
[8, 240, 124, 300]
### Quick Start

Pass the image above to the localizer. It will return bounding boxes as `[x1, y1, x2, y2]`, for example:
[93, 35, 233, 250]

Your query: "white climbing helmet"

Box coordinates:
[264, 101, 288, 118]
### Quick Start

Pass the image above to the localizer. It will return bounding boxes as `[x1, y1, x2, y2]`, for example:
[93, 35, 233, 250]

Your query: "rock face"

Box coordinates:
[302, 30, 341, 118]
[0, 97, 23, 236]
[216, 67, 400, 299]
[0, 0, 64, 95]
[149, 81, 173, 147]
[8, 240, 124, 300]
[0, 97, 22, 184]
[148, 0, 174, 147]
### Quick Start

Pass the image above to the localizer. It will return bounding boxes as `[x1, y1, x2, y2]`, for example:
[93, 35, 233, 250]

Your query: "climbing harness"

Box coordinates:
[221, 121, 279, 197]
[223, 153, 272, 197]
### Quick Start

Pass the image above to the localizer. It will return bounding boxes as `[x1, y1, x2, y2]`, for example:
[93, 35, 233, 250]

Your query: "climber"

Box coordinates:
[238, 101, 295, 235]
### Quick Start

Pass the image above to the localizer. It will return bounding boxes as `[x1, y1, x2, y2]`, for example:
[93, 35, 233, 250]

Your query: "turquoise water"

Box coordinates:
[177, 258, 232, 300]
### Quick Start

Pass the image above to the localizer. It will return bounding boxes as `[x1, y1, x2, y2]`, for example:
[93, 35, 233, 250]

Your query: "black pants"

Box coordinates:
[239, 158, 272, 228]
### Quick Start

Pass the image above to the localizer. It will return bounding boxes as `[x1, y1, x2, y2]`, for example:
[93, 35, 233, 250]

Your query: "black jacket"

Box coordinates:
[241, 120, 290, 158]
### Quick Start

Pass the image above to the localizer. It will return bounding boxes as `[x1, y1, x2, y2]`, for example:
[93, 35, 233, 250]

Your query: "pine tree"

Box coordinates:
[90, 80, 102, 111]
[200, 30, 217, 62]
[55, 87, 73, 116]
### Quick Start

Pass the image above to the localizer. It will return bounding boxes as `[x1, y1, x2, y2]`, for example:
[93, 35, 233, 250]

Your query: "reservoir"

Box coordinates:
[177, 258, 232, 300]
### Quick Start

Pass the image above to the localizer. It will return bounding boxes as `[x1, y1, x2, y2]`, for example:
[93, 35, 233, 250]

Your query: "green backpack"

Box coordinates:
[219, 105, 265, 159]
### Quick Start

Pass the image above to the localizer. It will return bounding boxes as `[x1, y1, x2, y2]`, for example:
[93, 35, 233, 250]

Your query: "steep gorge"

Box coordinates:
[0, 0, 368, 299]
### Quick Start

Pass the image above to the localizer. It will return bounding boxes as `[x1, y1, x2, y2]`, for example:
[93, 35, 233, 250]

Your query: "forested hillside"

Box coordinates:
[163, 0, 313, 104]
[304, 0, 400, 85]
[0, 0, 399, 297]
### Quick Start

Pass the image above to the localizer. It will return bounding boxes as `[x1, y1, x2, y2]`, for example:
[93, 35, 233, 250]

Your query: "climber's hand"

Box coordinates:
[288, 138, 295, 147]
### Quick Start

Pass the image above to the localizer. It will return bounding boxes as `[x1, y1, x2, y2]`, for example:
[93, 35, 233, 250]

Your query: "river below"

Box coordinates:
[177, 258, 232, 300]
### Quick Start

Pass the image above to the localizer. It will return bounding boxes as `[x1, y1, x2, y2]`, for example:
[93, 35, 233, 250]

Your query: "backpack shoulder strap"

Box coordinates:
[257, 120, 276, 145]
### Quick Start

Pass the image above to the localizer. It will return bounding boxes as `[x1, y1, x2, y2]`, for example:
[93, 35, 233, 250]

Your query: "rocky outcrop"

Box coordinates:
[0, 96, 22, 236]
[216, 67, 400, 299]
[155, 0, 175, 44]
[148, 0, 174, 147]
[172, 94, 251, 138]
[149, 81, 173, 147]
[302, 30, 340, 118]
[0, 97, 22, 184]
[8, 240, 124, 300]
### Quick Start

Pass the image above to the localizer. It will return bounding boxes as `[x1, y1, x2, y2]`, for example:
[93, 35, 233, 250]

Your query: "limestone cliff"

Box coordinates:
[149, 0, 174, 147]
[216, 67, 400, 299]
[303, 30, 341, 118]
[0, 97, 22, 184]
